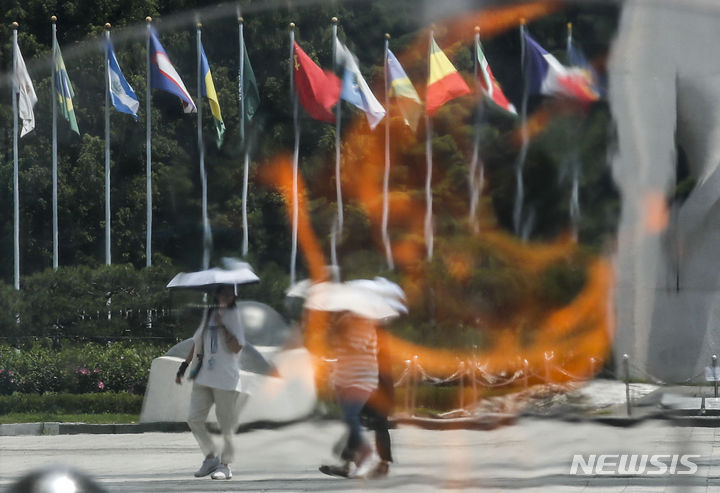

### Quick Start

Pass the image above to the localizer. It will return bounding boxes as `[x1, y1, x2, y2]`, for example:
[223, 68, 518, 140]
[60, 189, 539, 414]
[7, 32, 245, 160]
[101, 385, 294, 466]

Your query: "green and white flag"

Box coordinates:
[240, 42, 259, 125]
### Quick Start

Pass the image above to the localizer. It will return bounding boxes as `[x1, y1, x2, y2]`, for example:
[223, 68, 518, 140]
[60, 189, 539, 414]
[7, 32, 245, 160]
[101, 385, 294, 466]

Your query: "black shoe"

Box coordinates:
[319, 463, 351, 478]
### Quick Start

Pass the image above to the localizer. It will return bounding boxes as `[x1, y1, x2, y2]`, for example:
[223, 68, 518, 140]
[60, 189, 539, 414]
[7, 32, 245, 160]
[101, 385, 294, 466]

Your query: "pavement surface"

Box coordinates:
[3, 418, 720, 492]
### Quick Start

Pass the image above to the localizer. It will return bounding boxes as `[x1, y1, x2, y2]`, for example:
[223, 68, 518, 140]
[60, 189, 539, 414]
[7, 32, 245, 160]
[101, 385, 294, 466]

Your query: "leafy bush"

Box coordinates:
[0, 340, 171, 395]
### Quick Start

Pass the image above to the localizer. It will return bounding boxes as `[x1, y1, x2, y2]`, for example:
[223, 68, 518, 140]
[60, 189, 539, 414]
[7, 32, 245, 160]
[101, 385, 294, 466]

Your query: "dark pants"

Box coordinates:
[360, 402, 393, 462]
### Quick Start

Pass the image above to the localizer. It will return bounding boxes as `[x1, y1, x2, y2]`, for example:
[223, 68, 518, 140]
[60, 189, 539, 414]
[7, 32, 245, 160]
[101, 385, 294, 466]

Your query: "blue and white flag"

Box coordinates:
[106, 39, 139, 120]
[149, 26, 196, 113]
[334, 37, 385, 130]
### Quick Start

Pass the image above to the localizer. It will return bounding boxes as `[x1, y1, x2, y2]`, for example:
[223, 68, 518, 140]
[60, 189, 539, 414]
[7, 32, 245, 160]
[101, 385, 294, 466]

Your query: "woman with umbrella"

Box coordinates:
[175, 284, 247, 481]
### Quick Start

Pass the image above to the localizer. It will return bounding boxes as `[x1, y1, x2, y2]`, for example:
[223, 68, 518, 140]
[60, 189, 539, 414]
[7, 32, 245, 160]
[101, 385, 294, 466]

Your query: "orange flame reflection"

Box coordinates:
[258, 1, 614, 406]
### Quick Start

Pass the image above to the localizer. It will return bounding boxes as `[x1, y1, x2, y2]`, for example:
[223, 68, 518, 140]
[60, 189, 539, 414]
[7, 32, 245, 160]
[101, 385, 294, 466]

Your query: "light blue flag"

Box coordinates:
[107, 39, 139, 119]
[334, 37, 385, 130]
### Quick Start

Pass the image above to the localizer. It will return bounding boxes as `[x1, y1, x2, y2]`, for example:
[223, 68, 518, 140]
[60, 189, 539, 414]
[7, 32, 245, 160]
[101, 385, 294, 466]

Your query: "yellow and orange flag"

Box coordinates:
[426, 36, 471, 115]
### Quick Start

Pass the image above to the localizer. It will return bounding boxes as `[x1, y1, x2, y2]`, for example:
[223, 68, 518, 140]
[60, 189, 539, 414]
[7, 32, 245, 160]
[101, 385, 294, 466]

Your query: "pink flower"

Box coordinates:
[93, 368, 100, 373]
[78, 368, 90, 376]
[97, 381, 105, 390]
[0, 369, 4, 374]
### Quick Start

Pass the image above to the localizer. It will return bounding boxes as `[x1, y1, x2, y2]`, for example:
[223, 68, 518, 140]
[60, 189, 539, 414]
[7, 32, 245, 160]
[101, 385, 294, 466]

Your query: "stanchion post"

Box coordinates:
[523, 359, 529, 389]
[544, 351, 553, 383]
[411, 355, 419, 416]
[623, 353, 631, 416]
[589, 357, 596, 379]
[404, 359, 411, 412]
[458, 361, 466, 411]
[471, 359, 478, 405]
[713, 355, 718, 398]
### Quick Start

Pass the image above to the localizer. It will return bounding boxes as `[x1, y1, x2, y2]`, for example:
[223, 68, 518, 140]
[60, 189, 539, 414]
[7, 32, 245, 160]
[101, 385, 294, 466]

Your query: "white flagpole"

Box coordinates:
[468, 26, 485, 235]
[104, 23, 112, 265]
[239, 16, 250, 257]
[424, 29, 434, 260]
[197, 22, 211, 270]
[382, 33, 394, 271]
[290, 23, 299, 287]
[567, 22, 580, 241]
[331, 16, 342, 275]
[145, 16, 153, 267]
[513, 19, 530, 239]
[12, 22, 20, 289]
[51, 16, 59, 270]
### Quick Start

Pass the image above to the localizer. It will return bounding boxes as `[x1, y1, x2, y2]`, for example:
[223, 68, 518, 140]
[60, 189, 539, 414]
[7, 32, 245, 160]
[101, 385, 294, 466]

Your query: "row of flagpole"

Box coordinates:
[11, 16, 599, 290]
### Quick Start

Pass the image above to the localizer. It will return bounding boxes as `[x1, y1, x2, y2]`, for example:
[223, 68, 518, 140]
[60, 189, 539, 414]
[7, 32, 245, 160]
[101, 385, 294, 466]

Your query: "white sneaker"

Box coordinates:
[194, 456, 219, 477]
[211, 463, 232, 480]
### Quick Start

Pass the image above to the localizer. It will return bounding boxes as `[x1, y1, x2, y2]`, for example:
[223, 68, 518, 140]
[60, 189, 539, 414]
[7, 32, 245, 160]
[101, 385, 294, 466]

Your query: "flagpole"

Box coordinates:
[290, 22, 299, 287]
[239, 15, 250, 257]
[567, 22, 580, 241]
[424, 28, 434, 261]
[51, 16, 59, 270]
[331, 16, 343, 274]
[12, 22, 20, 289]
[382, 33, 394, 271]
[145, 16, 152, 267]
[513, 19, 530, 239]
[104, 23, 112, 266]
[197, 22, 211, 270]
[468, 26, 484, 234]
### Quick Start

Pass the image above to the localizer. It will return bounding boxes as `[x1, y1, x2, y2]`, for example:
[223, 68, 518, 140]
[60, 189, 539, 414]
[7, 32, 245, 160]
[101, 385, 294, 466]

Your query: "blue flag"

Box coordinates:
[149, 26, 196, 113]
[107, 39, 139, 120]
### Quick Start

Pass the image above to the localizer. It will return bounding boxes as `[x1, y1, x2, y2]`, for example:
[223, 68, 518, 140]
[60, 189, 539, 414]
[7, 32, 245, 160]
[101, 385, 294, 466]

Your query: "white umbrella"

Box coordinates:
[166, 258, 259, 291]
[303, 282, 400, 320]
[345, 277, 408, 313]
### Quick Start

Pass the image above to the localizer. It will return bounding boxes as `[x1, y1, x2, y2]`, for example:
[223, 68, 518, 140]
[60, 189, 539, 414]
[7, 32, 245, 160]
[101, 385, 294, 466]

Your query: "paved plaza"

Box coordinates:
[3, 418, 720, 492]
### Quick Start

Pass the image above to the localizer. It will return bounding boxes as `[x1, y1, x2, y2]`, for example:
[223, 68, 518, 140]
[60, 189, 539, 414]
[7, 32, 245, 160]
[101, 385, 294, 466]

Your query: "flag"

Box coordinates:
[200, 42, 225, 147]
[334, 37, 386, 130]
[54, 44, 79, 134]
[240, 42, 260, 124]
[149, 26, 196, 113]
[426, 37, 471, 115]
[568, 37, 604, 98]
[476, 39, 516, 115]
[523, 32, 598, 103]
[293, 41, 341, 123]
[387, 49, 422, 131]
[13, 40, 37, 137]
[106, 39, 139, 120]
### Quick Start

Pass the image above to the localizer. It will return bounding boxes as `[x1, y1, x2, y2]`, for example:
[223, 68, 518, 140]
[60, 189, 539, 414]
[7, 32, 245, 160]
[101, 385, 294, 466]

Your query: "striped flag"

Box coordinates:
[107, 38, 139, 119]
[387, 49, 421, 131]
[334, 37, 386, 130]
[524, 32, 598, 103]
[426, 36, 471, 115]
[54, 44, 79, 134]
[149, 26, 196, 113]
[476, 39, 516, 115]
[200, 42, 225, 147]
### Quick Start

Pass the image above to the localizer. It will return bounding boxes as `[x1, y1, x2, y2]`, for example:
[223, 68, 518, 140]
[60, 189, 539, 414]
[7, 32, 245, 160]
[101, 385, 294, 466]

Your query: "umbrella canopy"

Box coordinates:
[166, 258, 259, 291]
[345, 277, 408, 314]
[303, 282, 400, 320]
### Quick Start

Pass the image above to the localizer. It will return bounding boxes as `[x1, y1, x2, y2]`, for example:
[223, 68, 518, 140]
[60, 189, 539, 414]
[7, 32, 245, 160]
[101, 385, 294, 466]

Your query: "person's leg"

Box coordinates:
[187, 384, 216, 457]
[213, 390, 248, 466]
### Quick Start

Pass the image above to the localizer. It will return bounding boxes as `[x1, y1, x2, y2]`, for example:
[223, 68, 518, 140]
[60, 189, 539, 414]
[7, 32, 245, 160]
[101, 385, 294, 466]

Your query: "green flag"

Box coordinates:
[54, 44, 79, 134]
[241, 43, 259, 124]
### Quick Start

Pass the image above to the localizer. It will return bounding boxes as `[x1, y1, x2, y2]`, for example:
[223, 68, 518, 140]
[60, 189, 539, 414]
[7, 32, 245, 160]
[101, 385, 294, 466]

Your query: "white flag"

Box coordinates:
[334, 37, 385, 130]
[14, 40, 37, 137]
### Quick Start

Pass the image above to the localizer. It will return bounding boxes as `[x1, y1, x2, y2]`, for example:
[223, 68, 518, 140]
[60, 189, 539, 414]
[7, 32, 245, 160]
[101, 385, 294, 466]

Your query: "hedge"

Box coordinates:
[0, 340, 171, 395]
[0, 392, 142, 414]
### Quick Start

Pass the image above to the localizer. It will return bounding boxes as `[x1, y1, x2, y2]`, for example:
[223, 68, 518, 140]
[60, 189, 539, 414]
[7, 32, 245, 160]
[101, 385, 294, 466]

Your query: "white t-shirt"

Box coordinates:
[192, 306, 246, 392]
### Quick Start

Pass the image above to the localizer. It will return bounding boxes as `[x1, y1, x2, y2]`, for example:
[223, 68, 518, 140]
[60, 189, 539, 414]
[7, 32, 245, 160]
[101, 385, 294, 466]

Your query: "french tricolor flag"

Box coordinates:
[523, 32, 598, 103]
[149, 27, 196, 113]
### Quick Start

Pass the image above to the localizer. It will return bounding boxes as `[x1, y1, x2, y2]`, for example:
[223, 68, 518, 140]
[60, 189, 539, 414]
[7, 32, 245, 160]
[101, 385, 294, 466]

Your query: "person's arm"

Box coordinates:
[175, 343, 194, 385]
[215, 312, 244, 354]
